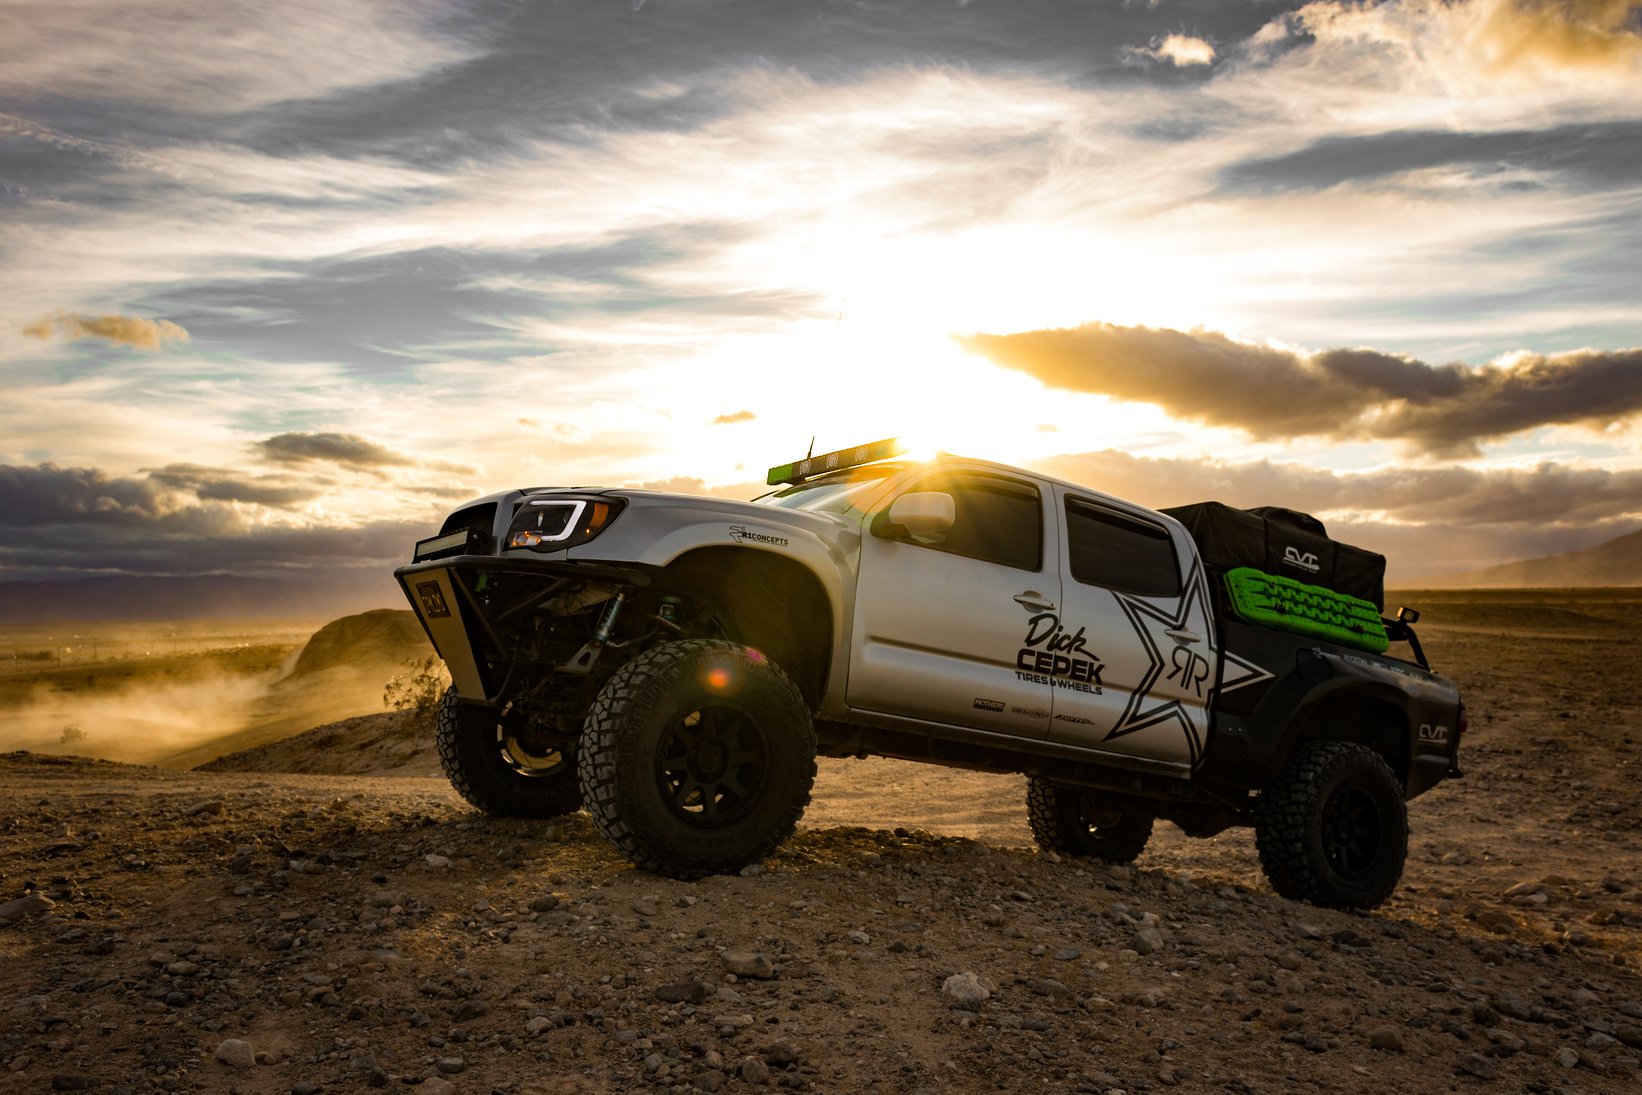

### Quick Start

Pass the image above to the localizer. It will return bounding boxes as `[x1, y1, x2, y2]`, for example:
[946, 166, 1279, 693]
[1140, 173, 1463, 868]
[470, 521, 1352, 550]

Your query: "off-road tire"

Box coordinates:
[1254, 740, 1407, 909]
[577, 639, 816, 879]
[1026, 778, 1153, 863]
[436, 686, 582, 819]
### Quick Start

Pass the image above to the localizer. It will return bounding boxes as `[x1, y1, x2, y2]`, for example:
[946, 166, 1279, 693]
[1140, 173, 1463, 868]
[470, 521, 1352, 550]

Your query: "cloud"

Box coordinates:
[23, 311, 189, 349]
[0, 0, 470, 113]
[0, 514, 435, 582]
[145, 464, 320, 508]
[1031, 448, 1642, 578]
[629, 476, 766, 500]
[1470, 0, 1642, 73]
[1250, 0, 1642, 120]
[0, 459, 445, 580]
[1034, 448, 1642, 528]
[0, 461, 320, 530]
[1218, 120, 1642, 193]
[1136, 34, 1216, 66]
[1295, 0, 1642, 82]
[713, 410, 757, 425]
[255, 432, 412, 468]
[959, 322, 1642, 456]
[0, 463, 174, 526]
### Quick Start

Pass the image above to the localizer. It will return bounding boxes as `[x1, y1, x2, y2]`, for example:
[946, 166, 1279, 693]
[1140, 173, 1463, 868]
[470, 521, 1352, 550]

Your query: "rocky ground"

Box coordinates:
[3, 590, 1642, 1094]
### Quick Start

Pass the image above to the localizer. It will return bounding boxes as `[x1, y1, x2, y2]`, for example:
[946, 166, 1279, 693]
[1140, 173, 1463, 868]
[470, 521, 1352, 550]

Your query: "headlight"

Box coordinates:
[505, 496, 625, 551]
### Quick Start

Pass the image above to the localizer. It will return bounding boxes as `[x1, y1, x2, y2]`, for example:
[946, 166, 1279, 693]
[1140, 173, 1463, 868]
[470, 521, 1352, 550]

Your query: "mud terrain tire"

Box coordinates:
[578, 639, 816, 878]
[1026, 778, 1153, 863]
[1255, 740, 1406, 908]
[436, 686, 582, 818]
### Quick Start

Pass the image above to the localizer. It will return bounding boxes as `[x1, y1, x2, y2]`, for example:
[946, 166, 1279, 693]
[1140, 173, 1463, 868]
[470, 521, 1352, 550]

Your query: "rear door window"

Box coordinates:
[1065, 497, 1180, 596]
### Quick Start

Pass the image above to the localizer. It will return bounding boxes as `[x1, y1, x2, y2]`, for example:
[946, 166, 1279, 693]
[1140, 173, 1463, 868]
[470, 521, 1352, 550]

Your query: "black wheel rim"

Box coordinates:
[655, 703, 769, 828]
[1078, 792, 1124, 833]
[497, 719, 569, 778]
[1321, 786, 1382, 878]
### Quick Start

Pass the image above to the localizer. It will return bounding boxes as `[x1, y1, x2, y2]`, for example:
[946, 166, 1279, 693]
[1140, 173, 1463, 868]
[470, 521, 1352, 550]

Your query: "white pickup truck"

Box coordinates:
[396, 440, 1464, 908]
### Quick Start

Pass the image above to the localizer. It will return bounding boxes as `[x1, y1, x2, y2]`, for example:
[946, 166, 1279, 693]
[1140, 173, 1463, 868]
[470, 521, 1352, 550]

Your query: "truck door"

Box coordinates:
[1046, 489, 1217, 768]
[847, 468, 1058, 739]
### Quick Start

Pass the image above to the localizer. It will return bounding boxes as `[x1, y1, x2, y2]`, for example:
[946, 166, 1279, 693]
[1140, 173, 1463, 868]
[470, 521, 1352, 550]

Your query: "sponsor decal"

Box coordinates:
[1331, 650, 1417, 677]
[1219, 649, 1276, 695]
[972, 697, 1005, 713]
[1419, 723, 1450, 744]
[1282, 546, 1321, 573]
[1053, 713, 1094, 726]
[416, 580, 451, 619]
[1010, 705, 1050, 719]
[1107, 573, 1215, 763]
[729, 525, 788, 547]
[1012, 612, 1104, 694]
[1169, 645, 1212, 698]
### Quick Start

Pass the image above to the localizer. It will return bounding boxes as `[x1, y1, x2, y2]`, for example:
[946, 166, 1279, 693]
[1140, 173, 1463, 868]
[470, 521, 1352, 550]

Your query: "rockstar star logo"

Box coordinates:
[1107, 571, 1215, 763]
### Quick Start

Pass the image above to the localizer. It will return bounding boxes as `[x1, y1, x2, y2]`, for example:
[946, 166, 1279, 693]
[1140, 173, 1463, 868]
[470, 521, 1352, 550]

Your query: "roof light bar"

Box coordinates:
[767, 438, 904, 486]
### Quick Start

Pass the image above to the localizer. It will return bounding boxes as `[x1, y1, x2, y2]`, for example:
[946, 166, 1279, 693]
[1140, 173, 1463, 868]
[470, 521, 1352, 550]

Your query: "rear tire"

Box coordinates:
[1255, 740, 1406, 908]
[436, 686, 582, 818]
[1026, 778, 1153, 863]
[577, 640, 816, 878]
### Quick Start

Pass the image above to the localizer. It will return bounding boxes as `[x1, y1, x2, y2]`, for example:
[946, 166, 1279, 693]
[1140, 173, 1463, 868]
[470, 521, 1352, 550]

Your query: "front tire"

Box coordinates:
[1026, 779, 1153, 863]
[1254, 740, 1407, 908]
[577, 640, 816, 878]
[436, 687, 582, 818]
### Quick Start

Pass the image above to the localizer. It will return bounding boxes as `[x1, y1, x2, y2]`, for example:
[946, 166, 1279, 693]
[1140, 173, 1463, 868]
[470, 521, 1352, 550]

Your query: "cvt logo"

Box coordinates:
[1282, 546, 1321, 573]
[1419, 723, 1450, 744]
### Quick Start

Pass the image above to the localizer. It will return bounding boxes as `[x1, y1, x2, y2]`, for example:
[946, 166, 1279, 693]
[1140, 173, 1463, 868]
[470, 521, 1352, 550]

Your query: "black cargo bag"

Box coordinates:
[1161, 501, 1386, 610]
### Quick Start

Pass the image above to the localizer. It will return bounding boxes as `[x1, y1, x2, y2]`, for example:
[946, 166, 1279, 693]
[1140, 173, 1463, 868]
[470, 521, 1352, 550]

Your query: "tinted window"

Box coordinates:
[1066, 498, 1180, 596]
[898, 473, 1042, 571]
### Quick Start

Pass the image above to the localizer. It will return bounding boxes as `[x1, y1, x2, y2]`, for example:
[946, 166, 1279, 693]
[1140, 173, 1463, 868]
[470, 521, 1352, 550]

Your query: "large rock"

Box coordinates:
[942, 971, 996, 1010]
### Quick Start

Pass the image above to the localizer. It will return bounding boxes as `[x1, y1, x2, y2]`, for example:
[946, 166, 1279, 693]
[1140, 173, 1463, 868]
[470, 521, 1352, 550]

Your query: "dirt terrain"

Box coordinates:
[4, 590, 1642, 1094]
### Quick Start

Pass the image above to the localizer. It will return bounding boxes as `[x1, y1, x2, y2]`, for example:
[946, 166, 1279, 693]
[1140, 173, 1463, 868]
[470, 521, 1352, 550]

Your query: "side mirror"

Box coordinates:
[1395, 606, 1421, 624]
[874, 491, 956, 540]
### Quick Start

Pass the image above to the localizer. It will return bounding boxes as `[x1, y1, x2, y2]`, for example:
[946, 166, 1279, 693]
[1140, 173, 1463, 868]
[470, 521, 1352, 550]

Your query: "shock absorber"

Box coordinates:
[592, 591, 627, 645]
[561, 591, 627, 675]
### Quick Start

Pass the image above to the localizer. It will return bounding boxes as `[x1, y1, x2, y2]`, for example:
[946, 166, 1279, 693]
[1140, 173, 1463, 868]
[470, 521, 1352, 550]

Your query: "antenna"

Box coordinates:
[806, 436, 815, 459]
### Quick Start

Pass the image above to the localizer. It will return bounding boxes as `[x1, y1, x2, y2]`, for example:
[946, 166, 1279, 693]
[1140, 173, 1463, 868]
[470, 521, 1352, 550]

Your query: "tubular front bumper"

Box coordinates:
[393, 556, 651, 704]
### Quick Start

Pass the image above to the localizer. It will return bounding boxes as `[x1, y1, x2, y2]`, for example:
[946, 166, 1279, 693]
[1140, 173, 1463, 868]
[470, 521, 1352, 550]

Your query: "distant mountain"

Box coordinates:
[1433, 528, 1642, 588]
[0, 573, 402, 624]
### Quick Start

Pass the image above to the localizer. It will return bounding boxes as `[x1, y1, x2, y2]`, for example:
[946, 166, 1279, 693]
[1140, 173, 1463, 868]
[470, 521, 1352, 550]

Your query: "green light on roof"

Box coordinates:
[767, 437, 903, 485]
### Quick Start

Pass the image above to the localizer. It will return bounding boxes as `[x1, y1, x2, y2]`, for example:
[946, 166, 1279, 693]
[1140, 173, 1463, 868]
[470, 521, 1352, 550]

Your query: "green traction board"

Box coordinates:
[1224, 567, 1389, 654]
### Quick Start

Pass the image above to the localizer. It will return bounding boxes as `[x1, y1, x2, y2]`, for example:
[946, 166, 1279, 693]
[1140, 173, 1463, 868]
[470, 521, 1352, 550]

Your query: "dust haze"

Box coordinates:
[0, 611, 431, 768]
[1, 672, 274, 765]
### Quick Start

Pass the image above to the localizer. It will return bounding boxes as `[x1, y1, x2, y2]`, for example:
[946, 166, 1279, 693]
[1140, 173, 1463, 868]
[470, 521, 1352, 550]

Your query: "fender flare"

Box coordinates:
[1204, 648, 1427, 793]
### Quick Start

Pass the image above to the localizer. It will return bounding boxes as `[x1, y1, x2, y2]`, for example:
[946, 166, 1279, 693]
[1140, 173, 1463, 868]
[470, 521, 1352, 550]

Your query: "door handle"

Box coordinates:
[1166, 628, 1201, 644]
[1014, 592, 1056, 611]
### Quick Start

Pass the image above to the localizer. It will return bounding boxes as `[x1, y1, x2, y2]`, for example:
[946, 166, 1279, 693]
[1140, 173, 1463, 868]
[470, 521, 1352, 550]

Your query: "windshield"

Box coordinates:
[756, 463, 903, 513]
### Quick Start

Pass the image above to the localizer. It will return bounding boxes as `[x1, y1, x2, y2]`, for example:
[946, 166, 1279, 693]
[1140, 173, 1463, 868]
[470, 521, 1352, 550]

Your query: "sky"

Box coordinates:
[2, 0, 1641, 589]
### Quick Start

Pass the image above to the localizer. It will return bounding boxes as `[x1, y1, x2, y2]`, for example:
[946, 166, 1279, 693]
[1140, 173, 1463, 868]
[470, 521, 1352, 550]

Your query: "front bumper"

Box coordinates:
[393, 556, 650, 703]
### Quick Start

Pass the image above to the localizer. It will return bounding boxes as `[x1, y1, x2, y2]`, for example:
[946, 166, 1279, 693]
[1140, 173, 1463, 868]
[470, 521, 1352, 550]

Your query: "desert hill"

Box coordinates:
[1433, 526, 1642, 588]
[158, 609, 431, 770]
[284, 608, 429, 680]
